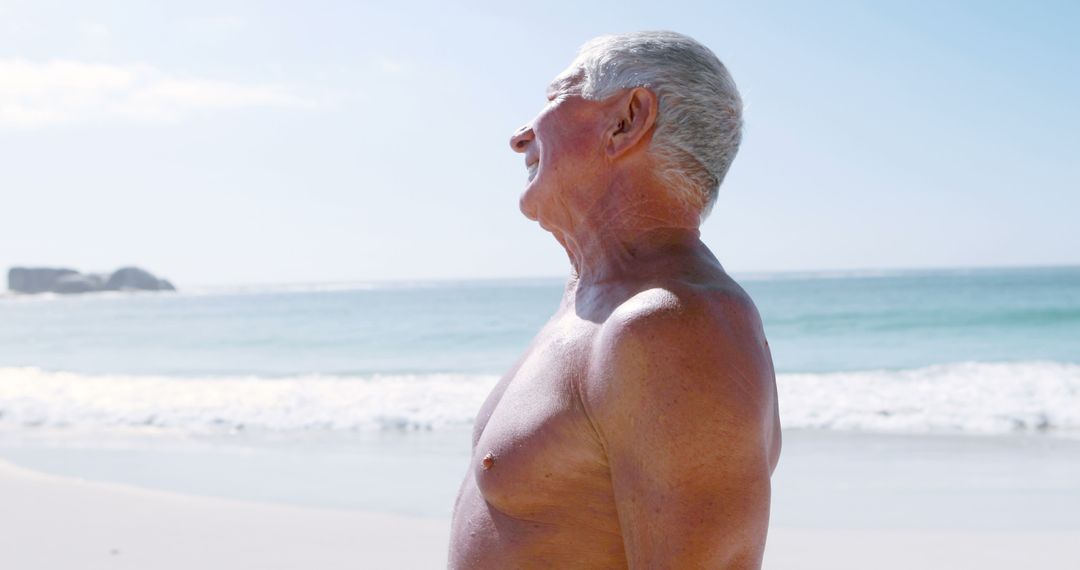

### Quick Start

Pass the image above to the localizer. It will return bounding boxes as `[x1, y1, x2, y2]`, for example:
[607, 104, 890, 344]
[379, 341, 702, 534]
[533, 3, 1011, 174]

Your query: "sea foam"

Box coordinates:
[778, 361, 1080, 435]
[1, 361, 1078, 437]
[0, 368, 499, 434]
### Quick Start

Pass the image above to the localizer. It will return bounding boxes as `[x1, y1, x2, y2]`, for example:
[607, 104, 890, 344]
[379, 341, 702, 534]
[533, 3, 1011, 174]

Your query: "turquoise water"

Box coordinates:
[750, 266, 1080, 372]
[4, 266, 1078, 528]
[2, 266, 1077, 376]
[0, 279, 557, 377]
[0, 266, 1077, 436]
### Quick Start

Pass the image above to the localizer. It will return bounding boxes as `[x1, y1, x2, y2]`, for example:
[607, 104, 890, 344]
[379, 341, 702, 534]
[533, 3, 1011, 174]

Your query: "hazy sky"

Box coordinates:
[2, 1, 1077, 286]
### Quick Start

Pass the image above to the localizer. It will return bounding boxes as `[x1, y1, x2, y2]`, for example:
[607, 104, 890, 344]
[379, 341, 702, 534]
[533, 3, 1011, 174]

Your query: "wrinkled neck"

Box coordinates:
[562, 225, 703, 287]
[550, 180, 703, 290]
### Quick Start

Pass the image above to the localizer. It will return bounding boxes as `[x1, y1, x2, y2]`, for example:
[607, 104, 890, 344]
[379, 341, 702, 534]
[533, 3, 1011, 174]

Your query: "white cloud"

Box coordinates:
[0, 59, 310, 128]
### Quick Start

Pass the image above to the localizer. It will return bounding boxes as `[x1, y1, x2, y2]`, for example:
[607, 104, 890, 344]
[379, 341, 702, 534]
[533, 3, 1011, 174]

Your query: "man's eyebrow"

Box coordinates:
[546, 69, 585, 99]
[547, 82, 576, 100]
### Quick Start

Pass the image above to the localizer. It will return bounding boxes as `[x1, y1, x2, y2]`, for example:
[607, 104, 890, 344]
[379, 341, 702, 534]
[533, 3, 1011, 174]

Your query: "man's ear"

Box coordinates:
[606, 87, 658, 159]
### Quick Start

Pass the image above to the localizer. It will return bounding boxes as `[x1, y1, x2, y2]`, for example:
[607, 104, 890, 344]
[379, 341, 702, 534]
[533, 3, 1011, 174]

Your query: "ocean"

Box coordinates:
[1, 265, 1078, 438]
[2, 266, 1080, 529]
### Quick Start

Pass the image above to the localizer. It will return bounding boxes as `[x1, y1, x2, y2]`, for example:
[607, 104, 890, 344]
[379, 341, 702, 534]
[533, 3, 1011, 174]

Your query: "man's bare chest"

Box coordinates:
[468, 327, 616, 523]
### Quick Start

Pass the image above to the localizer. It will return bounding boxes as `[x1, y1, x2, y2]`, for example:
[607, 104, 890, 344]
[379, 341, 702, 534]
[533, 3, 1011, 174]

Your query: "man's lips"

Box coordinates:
[526, 160, 539, 180]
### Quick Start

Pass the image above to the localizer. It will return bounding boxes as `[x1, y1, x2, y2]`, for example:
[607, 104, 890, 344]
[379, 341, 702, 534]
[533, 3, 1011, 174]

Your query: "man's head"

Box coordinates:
[511, 31, 742, 227]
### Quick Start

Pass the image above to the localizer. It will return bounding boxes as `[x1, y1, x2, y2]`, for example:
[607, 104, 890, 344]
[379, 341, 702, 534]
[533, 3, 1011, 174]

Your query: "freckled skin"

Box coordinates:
[450, 59, 780, 569]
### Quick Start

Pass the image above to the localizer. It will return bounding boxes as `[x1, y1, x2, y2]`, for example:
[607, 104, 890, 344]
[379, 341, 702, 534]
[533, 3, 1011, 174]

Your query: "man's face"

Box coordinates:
[510, 69, 611, 226]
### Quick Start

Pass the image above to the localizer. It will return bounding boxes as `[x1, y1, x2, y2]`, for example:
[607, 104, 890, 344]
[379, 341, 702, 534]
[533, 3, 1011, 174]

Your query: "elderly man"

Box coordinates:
[449, 31, 781, 569]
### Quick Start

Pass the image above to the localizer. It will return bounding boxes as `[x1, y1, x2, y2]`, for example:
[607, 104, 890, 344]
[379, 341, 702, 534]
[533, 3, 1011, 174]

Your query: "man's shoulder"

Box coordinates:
[597, 277, 765, 355]
[581, 275, 778, 457]
[584, 276, 772, 400]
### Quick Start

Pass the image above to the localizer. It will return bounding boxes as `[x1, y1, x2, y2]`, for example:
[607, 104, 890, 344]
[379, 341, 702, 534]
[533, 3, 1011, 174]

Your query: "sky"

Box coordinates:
[1, 0, 1077, 286]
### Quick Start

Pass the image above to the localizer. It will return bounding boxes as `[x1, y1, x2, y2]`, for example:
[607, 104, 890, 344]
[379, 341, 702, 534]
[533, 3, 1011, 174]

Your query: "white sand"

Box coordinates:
[0, 459, 449, 569]
[1, 458, 1077, 569]
[764, 527, 1079, 569]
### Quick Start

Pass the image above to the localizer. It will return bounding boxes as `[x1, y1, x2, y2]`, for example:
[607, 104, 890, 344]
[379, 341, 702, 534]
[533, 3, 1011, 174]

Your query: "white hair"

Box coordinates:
[567, 31, 743, 220]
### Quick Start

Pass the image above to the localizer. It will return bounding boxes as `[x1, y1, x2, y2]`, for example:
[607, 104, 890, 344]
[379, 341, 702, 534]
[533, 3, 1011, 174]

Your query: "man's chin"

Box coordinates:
[518, 190, 540, 221]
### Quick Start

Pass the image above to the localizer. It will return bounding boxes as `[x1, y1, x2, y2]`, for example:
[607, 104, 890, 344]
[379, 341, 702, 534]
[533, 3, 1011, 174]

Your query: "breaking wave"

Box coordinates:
[0, 368, 499, 434]
[777, 361, 1080, 435]
[1, 361, 1078, 436]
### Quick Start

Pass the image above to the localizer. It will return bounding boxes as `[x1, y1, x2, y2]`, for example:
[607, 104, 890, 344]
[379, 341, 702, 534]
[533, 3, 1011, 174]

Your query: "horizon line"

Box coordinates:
[171, 261, 1080, 292]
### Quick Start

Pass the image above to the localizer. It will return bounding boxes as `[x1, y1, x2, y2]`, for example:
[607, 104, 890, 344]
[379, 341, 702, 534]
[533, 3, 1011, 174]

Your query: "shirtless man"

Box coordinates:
[449, 32, 781, 569]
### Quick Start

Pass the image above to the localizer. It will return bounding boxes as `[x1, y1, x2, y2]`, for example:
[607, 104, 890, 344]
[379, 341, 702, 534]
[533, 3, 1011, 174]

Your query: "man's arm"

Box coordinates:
[583, 288, 780, 569]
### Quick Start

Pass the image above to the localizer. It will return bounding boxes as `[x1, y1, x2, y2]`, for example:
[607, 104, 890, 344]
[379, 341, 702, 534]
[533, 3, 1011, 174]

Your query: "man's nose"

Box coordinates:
[509, 124, 534, 153]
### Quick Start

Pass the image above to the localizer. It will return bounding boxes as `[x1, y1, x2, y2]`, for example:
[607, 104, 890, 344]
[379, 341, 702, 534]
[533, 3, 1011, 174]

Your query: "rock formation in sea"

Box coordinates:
[7, 266, 176, 294]
[103, 267, 175, 292]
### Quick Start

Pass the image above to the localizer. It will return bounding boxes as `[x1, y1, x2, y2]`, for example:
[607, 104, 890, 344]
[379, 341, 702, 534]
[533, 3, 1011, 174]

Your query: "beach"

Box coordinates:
[5, 0, 1077, 564]
[3, 433, 1078, 570]
[0, 458, 450, 570]
[2, 268, 1079, 567]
